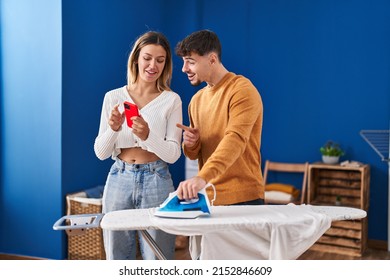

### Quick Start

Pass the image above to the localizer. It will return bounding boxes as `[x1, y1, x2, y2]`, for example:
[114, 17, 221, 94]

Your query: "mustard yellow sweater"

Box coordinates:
[184, 72, 264, 205]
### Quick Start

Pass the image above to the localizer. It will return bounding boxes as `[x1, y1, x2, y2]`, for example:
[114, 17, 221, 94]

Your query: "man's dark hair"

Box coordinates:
[175, 30, 222, 61]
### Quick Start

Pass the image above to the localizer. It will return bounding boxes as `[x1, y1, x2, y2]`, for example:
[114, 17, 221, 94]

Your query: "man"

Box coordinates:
[175, 29, 264, 206]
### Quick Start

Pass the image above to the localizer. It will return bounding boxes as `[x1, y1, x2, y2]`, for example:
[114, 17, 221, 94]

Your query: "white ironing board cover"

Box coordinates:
[152, 204, 334, 260]
[309, 205, 366, 221]
[101, 208, 157, 231]
[100, 204, 366, 260]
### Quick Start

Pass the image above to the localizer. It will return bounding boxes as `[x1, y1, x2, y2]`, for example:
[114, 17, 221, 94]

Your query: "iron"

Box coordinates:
[154, 183, 216, 219]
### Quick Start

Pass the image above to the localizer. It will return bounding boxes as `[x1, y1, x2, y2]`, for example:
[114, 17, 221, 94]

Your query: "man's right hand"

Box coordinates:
[176, 176, 207, 200]
[176, 123, 200, 148]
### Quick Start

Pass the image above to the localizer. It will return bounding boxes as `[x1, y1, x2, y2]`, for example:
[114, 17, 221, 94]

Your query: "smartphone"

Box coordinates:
[124, 101, 140, 128]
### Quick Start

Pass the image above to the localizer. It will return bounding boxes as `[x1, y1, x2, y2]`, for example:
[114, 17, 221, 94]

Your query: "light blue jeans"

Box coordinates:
[102, 158, 176, 260]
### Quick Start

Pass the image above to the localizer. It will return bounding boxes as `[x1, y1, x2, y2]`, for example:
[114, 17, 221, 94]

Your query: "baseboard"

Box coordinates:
[368, 239, 388, 251]
[0, 253, 46, 260]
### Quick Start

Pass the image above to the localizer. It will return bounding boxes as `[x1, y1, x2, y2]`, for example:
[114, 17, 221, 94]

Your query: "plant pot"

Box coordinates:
[322, 155, 340, 164]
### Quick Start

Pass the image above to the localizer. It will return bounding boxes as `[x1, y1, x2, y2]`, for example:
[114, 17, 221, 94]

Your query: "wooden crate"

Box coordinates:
[307, 163, 370, 257]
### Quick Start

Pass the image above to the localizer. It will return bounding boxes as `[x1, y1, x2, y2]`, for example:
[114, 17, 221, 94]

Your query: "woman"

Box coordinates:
[94, 31, 182, 260]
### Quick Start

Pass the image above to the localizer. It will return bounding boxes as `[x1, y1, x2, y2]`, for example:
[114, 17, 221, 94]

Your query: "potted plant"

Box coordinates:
[320, 141, 345, 164]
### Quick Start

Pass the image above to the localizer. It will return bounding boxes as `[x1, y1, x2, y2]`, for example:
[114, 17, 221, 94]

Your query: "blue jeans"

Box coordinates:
[102, 158, 176, 260]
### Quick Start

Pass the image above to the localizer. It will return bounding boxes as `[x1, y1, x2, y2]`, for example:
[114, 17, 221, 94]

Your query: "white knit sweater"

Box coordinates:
[94, 86, 182, 164]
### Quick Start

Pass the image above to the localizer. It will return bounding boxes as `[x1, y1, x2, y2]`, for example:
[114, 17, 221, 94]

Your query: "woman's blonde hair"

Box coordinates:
[127, 31, 172, 92]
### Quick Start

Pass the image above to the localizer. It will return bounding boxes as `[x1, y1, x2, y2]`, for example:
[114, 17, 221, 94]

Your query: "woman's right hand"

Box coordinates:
[109, 104, 125, 131]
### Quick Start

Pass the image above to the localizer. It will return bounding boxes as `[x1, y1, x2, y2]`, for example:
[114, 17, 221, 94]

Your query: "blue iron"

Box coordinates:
[154, 183, 216, 219]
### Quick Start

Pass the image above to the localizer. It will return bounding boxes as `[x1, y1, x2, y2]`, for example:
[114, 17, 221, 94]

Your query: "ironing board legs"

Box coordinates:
[139, 230, 167, 260]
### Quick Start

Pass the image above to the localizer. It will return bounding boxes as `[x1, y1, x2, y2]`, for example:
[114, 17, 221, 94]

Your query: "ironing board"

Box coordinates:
[97, 204, 366, 260]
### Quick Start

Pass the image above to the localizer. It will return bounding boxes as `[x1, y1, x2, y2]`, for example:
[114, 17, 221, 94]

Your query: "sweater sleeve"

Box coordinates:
[94, 93, 121, 160]
[198, 83, 263, 182]
[141, 96, 183, 164]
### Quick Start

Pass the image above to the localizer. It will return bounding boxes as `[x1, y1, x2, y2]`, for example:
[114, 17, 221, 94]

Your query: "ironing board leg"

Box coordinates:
[139, 230, 167, 260]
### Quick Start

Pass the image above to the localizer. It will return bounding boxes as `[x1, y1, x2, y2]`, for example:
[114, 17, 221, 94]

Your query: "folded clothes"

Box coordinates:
[265, 191, 294, 203]
[265, 183, 300, 198]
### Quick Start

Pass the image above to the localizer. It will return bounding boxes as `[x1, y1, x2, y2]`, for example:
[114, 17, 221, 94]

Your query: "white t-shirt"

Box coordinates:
[94, 86, 182, 164]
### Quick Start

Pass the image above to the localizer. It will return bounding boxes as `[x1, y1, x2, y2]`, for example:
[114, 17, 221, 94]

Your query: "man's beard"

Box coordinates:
[191, 80, 202, 86]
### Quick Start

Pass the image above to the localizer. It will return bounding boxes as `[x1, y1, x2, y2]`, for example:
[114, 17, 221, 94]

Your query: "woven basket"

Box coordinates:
[66, 192, 105, 260]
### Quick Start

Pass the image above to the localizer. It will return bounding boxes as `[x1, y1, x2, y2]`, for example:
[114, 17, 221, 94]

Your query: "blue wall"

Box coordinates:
[61, 0, 168, 199]
[0, 0, 62, 257]
[1, 0, 389, 259]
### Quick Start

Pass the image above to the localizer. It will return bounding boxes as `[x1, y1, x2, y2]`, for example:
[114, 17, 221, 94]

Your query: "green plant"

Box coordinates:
[320, 141, 345, 157]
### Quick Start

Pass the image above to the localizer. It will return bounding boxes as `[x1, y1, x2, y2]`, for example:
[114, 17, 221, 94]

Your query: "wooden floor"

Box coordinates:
[174, 236, 390, 260]
[298, 247, 390, 260]
[2, 247, 389, 260]
[2, 236, 390, 260]
[175, 246, 390, 260]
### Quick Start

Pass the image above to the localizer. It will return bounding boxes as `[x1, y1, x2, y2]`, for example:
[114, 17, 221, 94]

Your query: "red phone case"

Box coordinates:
[124, 101, 139, 128]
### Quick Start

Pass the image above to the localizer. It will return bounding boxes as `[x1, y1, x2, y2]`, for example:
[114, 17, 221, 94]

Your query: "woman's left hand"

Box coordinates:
[131, 116, 149, 141]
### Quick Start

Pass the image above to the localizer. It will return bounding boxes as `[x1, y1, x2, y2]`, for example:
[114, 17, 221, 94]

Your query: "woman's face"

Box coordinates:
[137, 44, 166, 83]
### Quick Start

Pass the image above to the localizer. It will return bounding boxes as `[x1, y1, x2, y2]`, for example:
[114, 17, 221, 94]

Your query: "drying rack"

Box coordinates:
[360, 129, 390, 251]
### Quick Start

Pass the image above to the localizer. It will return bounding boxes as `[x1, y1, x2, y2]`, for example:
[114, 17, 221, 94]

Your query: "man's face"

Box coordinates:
[181, 52, 212, 86]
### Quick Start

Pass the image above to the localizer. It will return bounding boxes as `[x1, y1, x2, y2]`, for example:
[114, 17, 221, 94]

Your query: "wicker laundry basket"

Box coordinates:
[66, 192, 106, 260]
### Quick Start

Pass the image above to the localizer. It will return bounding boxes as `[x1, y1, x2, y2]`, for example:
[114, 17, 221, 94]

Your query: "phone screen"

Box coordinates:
[124, 101, 139, 128]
